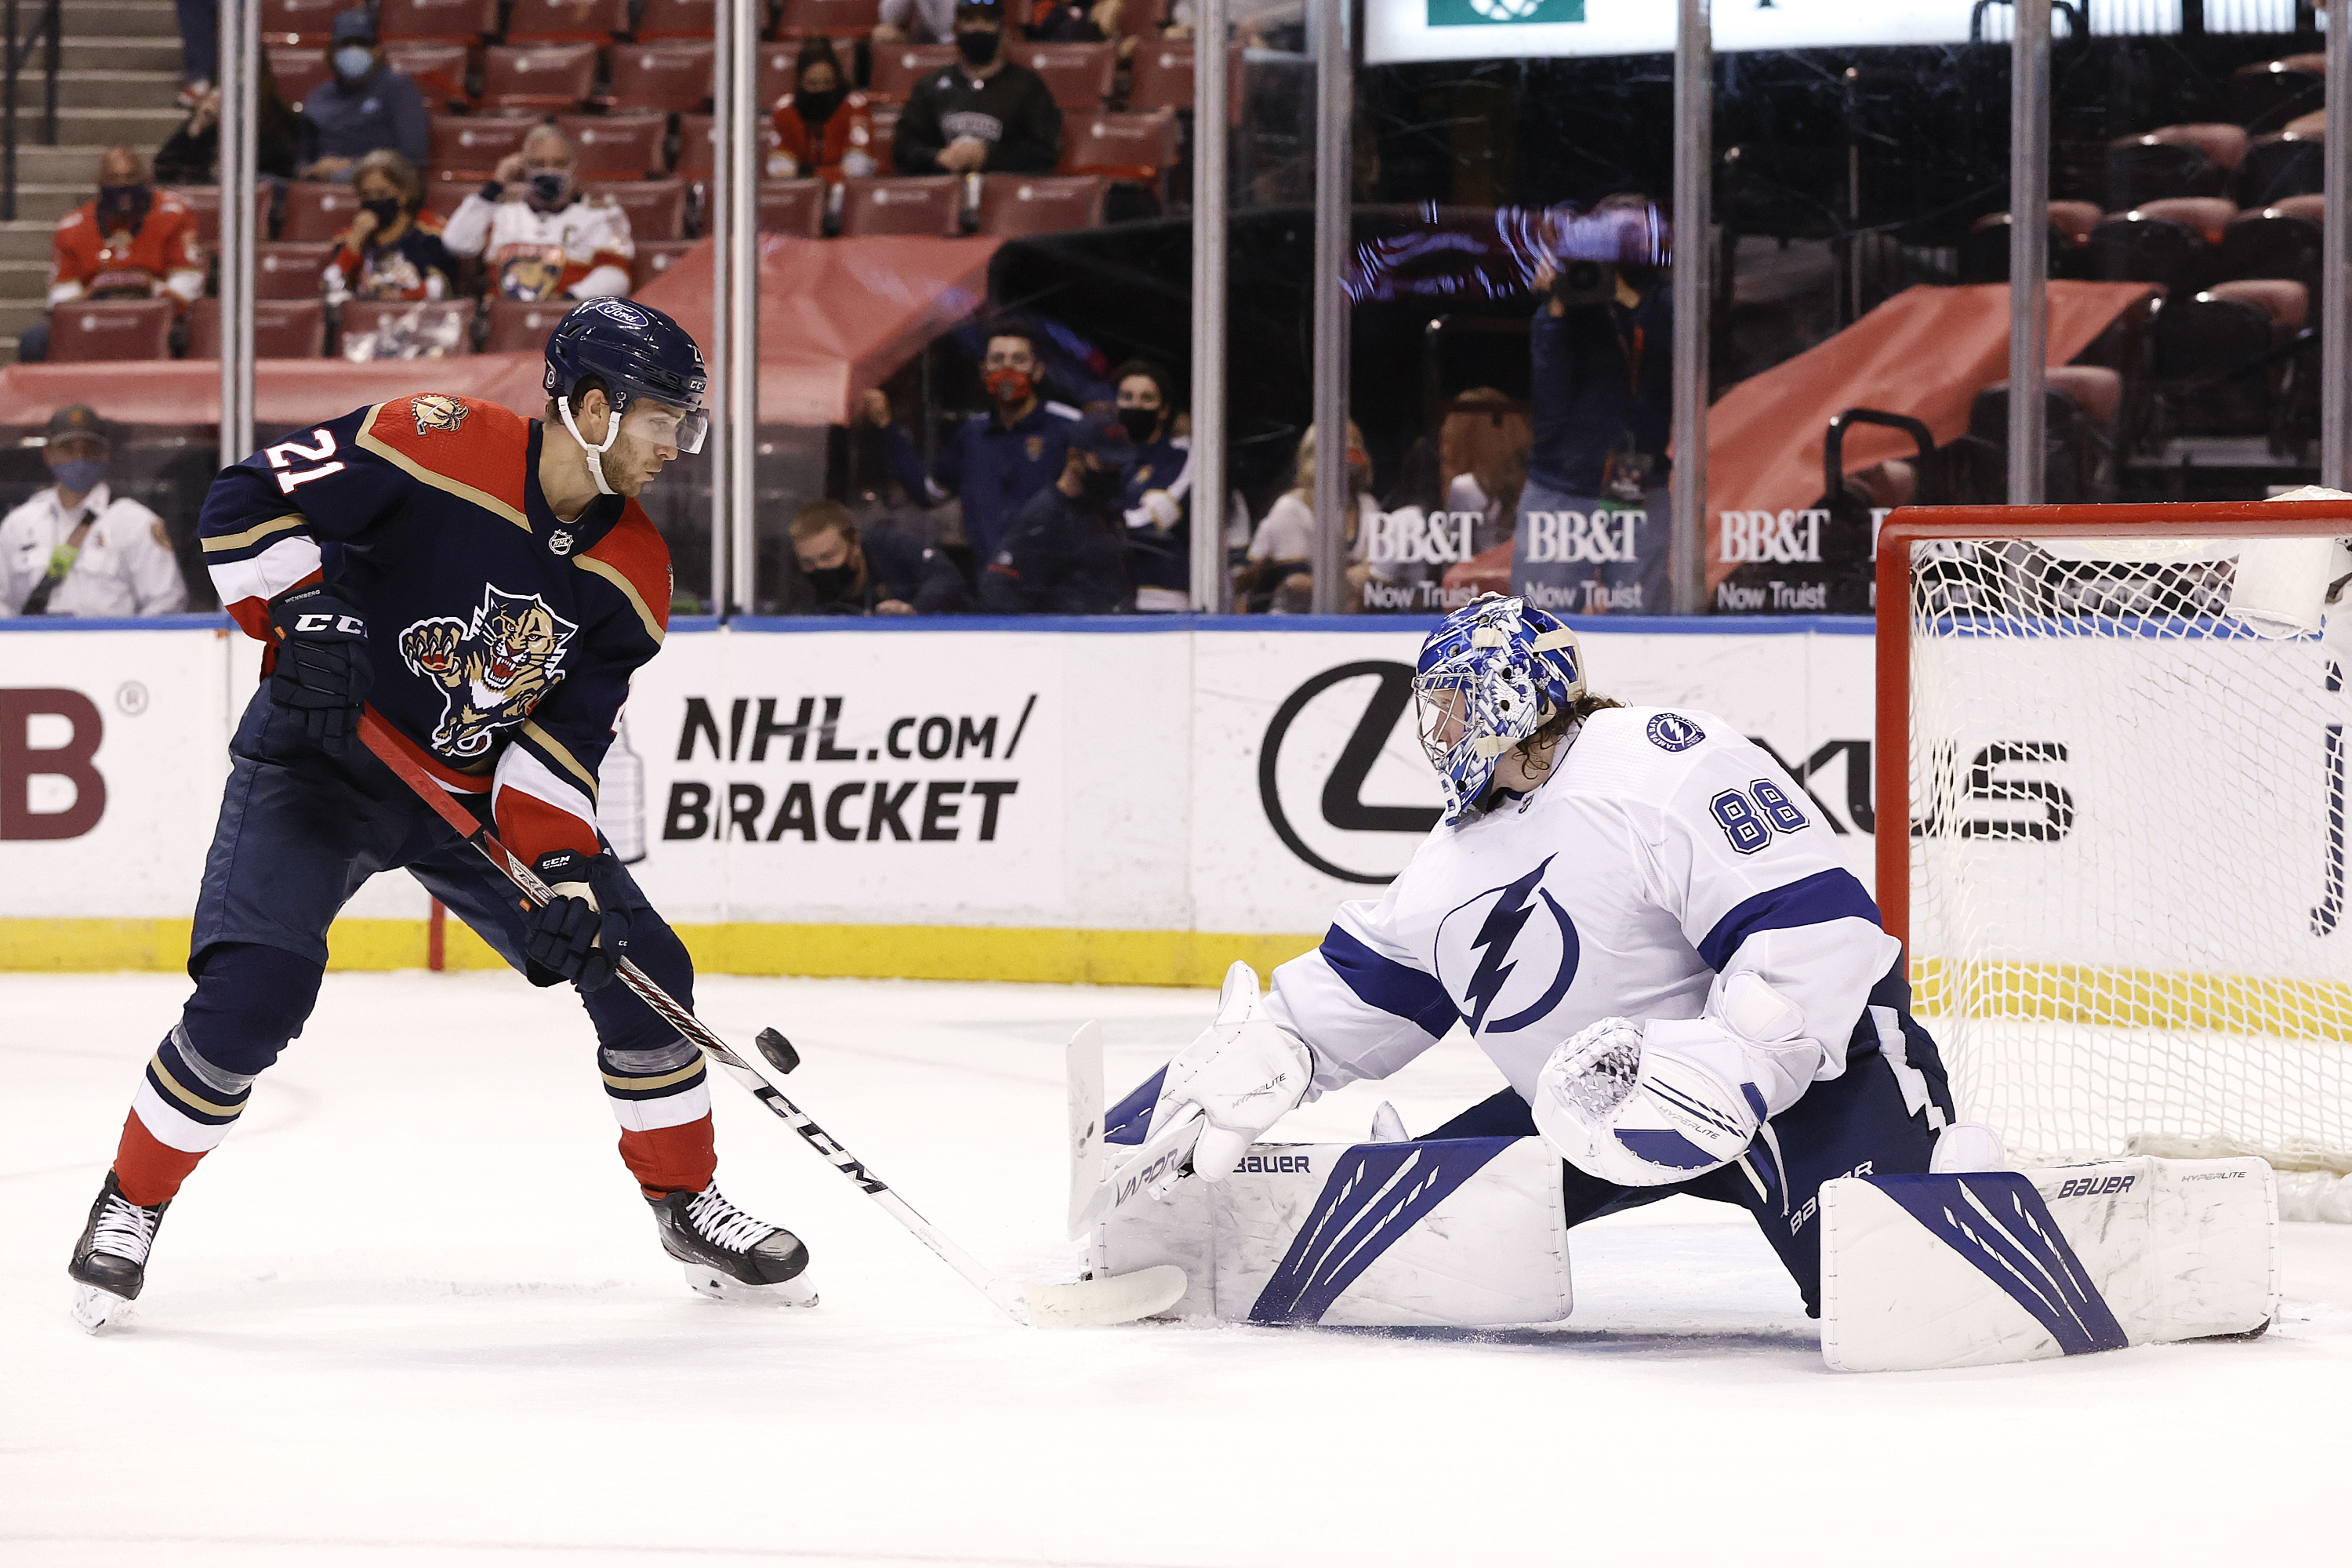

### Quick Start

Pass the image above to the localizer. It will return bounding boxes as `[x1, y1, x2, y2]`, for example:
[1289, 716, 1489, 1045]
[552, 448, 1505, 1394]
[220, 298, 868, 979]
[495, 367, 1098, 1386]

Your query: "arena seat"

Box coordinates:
[2208, 277, 2308, 336]
[170, 184, 276, 252]
[2085, 201, 2227, 296]
[838, 176, 962, 237]
[339, 300, 477, 358]
[421, 183, 474, 220]
[378, 0, 499, 43]
[386, 41, 474, 112]
[260, 0, 342, 46]
[773, 0, 883, 38]
[631, 239, 699, 291]
[757, 180, 829, 237]
[1127, 42, 1243, 117]
[2218, 198, 2324, 294]
[604, 42, 717, 114]
[1011, 42, 1115, 111]
[2104, 125, 2242, 209]
[504, 0, 630, 42]
[560, 114, 670, 178]
[866, 102, 899, 170]
[635, 0, 717, 41]
[270, 45, 332, 108]
[675, 113, 782, 182]
[2230, 53, 2325, 133]
[2152, 291, 2280, 435]
[1966, 372, 2119, 503]
[45, 299, 175, 363]
[585, 178, 689, 241]
[483, 298, 574, 354]
[256, 241, 337, 299]
[976, 174, 1105, 236]
[1063, 109, 1178, 183]
[280, 181, 366, 243]
[480, 43, 601, 114]
[430, 114, 532, 182]
[2234, 133, 2325, 209]
[756, 42, 804, 110]
[1957, 201, 2103, 284]
[868, 45, 956, 102]
[187, 298, 329, 360]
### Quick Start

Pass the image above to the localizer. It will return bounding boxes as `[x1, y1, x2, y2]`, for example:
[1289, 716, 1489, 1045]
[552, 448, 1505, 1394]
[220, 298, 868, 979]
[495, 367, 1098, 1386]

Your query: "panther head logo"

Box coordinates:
[397, 586, 578, 757]
[411, 394, 470, 436]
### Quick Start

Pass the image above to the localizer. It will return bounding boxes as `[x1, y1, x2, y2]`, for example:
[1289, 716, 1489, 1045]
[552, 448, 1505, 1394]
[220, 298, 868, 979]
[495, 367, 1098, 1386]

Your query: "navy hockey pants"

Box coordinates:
[1422, 978, 1957, 1319]
[184, 685, 695, 1080]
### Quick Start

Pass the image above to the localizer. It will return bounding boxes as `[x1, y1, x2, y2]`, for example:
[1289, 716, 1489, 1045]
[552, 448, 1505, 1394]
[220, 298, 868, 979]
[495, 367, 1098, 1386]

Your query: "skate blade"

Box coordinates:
[681, 1263, 818, 1308]
[70, 1283, 132, 1334]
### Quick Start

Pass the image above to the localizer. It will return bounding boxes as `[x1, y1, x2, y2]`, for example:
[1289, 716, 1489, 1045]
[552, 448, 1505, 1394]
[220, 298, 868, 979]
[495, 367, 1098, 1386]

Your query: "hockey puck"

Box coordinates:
[755, 1028, 800, 1075]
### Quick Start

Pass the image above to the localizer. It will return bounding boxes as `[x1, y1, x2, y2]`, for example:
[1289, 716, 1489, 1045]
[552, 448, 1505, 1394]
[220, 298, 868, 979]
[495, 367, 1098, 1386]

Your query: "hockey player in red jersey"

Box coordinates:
[67, 299, 812, 1331]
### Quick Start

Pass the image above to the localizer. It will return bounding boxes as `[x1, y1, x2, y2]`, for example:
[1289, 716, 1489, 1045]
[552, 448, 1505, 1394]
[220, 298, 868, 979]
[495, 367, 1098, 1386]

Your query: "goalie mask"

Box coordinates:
[1413, 593, 1588, 826]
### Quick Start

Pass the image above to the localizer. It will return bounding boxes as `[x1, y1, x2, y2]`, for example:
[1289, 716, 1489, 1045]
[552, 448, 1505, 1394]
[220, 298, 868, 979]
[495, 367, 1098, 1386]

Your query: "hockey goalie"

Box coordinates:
[1092, 593, 2275, 1369]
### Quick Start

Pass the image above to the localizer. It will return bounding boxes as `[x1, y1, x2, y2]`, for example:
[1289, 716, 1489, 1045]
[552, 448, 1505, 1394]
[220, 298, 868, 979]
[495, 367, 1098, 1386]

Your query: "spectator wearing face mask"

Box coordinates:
[322, 150, 456, 303]
[894, 0, 1062, 176]
[442, 124, 633, 301]
[20, 147, 204, 365]
[0, 405, 187, 618]
[978, 413, 1137, 615]
[767, 38, 878, 184]
[861, 321, 1083, 564]
[1107, 359, 1193, 612]
[790, 501, 970, 615]
[296, 10, 430, 183]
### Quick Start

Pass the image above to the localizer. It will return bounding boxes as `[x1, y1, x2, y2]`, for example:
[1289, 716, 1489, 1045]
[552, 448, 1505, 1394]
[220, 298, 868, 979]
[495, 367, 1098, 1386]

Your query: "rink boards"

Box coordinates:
[0, 615, 1878, 978]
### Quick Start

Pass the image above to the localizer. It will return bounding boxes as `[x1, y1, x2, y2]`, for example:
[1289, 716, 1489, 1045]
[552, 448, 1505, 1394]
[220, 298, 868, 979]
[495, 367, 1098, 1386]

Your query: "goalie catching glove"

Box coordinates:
[1146, 960, 1316, 1182]
[524, 848, 631, 993]
[1530, 973, 1828, 1187]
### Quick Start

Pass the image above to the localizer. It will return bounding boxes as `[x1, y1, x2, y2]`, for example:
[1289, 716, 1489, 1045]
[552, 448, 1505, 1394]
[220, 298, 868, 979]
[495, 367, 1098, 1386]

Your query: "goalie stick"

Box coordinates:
[355, 714, 1184, 1329]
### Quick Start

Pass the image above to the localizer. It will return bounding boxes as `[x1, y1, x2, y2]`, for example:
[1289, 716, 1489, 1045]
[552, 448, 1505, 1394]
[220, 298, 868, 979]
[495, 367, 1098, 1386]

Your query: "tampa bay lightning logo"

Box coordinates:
[1646, 712, 1704, 752]
[1432, 855, 1581, 1034]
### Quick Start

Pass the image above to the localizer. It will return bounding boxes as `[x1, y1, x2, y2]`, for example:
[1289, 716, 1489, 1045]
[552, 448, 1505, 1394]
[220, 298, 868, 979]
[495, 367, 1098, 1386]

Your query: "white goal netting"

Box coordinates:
[1906, 524, 2352, 1173]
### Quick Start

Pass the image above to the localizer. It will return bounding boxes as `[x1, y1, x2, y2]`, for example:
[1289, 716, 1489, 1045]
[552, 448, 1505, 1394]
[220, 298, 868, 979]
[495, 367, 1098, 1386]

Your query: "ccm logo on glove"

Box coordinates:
[292, 612, 367, 635]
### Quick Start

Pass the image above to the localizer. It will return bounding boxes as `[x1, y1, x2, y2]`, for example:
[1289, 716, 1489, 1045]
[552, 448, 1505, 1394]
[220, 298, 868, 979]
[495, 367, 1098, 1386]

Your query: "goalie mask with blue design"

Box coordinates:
[1413, 594, 1588, 825]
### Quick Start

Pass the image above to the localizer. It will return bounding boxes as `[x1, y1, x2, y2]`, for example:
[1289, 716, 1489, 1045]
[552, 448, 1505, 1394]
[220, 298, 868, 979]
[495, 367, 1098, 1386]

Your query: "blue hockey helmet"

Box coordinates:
[1412, 593, 1588, 825]
[543, 297, 709, 491]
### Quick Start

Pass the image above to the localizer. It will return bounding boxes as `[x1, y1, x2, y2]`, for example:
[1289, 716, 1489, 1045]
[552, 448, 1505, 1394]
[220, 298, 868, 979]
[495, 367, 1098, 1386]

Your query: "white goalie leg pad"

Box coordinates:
[1819, 1156, 2279, 1372]
[1092, 1137, 1571, 1327]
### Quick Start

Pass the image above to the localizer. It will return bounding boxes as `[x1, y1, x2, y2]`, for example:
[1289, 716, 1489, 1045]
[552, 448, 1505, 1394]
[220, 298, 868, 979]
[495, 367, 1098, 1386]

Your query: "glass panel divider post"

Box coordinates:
[2006, 0, 2049, 506]
[1671, 0, 1711, 615]
[1190, 0, 1230, 612]
[2325, 0, 2352, 488]
[217, 0, 256, 467]
[1308, 0, 1353, 615]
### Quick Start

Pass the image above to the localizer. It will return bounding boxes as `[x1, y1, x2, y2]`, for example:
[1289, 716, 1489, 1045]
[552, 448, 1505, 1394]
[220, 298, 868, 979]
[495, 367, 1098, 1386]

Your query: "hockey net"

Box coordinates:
[1879, 499, 2352, 1174]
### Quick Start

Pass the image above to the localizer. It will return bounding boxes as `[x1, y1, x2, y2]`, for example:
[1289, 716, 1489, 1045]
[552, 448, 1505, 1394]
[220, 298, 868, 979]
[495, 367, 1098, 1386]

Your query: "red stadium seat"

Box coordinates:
[387, 41, 474, 111]
[168, 184, 274, 252]
[187, 298, 330, 360]
[1063, 108, 1177, 182]
[1010, 42, 1114, 111]
[480, 43, 601, 114]
[256, 241, 337, 299]
[429, 114, 532, 181]
[636, 0, 717, 41]
[378, 0, 499, 42]
[604, 42, 716, 114]
[867, 101, 899, 170]
[773, 0, 882, 38]
[584, 178, 688, 241]
[482, 297, 574, 354]
[1115, 0, 1167, 38]
[48, 299, 176, 361]
[505, 0, 631, 42]
[755, 41, 802, 109]
[339, 300, 477, 357]
[1127, 41, 1243, 118]
[674, 112, 781, 180]
[837, 176, 961, 237]
[868, 45, 956, 102]
[421, 183, 474, 220]
[279, 181, 367, 243]
[631, 238, 700, 291]
[757, 180, 826, 236]
[270, 45, 332, 108]
[975, 173, 1105, 236]
[559, 114, 670, 177]
[260, 0, 342, 46]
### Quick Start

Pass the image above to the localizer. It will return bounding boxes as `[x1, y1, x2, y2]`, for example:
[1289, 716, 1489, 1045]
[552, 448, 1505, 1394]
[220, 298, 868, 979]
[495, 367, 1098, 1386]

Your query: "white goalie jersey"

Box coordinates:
[441, 192, 634, 302]
[1265, 706, 1901, 1112]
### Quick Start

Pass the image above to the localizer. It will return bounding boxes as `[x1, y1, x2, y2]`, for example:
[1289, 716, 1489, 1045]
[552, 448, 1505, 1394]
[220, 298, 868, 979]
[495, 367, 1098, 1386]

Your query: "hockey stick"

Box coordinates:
[355, 714, 1184, 1329]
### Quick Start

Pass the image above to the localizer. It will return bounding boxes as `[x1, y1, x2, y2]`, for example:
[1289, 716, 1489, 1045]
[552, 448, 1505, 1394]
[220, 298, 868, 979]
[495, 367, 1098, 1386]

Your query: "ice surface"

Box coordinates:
[5, 971, 2351, 1566]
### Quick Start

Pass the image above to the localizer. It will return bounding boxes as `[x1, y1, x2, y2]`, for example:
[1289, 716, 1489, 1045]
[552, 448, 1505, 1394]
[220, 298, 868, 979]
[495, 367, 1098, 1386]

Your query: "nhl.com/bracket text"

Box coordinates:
[660, 692, 1036, 844]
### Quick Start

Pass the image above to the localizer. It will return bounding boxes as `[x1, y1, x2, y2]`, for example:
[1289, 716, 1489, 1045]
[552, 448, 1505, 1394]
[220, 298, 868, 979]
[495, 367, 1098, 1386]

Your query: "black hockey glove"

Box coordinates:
[267, 585, 372, 754]
[524, 848, 632, 993]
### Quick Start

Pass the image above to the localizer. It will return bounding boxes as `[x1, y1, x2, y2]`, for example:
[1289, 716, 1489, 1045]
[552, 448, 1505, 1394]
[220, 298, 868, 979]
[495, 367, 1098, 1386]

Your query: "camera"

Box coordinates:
[1551, 259, 1617, 307]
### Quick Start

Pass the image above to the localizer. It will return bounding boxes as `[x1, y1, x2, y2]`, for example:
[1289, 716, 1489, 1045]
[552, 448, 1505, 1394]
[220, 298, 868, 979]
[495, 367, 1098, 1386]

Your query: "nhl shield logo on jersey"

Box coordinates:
[1432, 855, 1581, 1034]
[397, 585, 579, 757]
[409, 394, 470, 436]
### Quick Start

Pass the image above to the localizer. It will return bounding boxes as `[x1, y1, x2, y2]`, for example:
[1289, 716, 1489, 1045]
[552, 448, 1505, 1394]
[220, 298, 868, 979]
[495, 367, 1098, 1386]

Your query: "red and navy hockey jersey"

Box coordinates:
[199, 393, 672, 864]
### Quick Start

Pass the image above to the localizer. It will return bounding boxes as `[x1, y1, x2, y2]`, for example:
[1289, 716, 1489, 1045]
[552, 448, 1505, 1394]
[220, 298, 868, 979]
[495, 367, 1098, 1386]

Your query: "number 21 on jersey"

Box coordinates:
[266, 429, 344, 495]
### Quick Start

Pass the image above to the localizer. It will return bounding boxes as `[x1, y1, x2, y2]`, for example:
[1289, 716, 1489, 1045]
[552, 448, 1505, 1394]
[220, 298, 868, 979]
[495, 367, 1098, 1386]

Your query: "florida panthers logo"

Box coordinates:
[1432, 855, 1581, 1034]
[410, 394, 470, 435]
[398, 585, 578, 757]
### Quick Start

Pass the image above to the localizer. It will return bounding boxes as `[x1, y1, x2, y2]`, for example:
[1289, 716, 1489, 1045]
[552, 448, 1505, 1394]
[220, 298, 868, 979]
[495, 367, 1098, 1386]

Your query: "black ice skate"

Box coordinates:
[649, 1184, 816, 1306]
[68, 1172, 169, 1334]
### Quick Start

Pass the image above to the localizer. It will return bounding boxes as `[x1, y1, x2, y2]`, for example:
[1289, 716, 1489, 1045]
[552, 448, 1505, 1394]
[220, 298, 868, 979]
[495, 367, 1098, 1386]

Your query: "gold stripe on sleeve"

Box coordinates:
[201, 513, 309, 554]
[521, 720, 600, 800]
[574, 554, 665, 646]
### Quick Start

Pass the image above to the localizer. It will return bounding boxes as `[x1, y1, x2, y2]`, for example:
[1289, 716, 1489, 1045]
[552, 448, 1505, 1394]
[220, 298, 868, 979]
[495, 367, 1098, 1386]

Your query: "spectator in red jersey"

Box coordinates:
[323, 150, 457, 303]
[767, 38, 880, 185]
[20, 147, 204, 364]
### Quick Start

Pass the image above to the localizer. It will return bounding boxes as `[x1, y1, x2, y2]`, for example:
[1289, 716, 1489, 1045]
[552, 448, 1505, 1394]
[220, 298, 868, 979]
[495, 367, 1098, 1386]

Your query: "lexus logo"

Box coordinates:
[1258, 661, 1440, 884]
